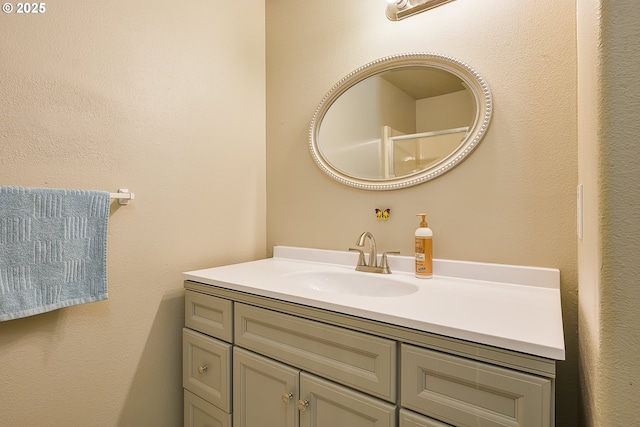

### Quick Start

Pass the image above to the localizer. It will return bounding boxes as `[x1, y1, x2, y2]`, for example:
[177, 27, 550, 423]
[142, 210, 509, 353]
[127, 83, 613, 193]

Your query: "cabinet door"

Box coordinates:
[299, 372, 396, 427]
[184, 390, 232, 427]
[234, 347, 300, 427]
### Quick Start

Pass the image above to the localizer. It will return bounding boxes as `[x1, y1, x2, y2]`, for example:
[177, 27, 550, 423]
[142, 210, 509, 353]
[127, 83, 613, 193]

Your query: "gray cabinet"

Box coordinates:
[183, 284, 557, 427]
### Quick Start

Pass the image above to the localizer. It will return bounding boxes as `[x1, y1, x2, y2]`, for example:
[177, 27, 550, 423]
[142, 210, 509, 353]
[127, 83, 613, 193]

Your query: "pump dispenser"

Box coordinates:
[414, 213, 433, 278]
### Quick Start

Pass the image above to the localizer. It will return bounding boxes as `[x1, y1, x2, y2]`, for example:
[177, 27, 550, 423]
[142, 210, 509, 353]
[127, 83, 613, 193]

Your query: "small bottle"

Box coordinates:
[414, 213, 433, 279]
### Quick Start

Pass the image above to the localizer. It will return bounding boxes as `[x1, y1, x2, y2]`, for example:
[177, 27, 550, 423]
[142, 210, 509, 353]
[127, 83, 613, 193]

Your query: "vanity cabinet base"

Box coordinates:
[183, 284, 557, 427]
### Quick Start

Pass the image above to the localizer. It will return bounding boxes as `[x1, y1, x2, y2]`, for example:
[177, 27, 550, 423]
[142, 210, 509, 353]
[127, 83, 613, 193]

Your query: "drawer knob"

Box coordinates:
[197, 365, 208, 374]
[281, 392, 293, 404]
[297, 399, 309, 412]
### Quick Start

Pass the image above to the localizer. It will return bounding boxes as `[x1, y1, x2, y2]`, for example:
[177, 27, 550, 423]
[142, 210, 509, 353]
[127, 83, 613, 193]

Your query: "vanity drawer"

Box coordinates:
[401, 344, 551, 427]
[185, 290, 233, 343]
[184, 390, 231, 427]
[183, 328, 232, 412]
[234, 302, 396, 402]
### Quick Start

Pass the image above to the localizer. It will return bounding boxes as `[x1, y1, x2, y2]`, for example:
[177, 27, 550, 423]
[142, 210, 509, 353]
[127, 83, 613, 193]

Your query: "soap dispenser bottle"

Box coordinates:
[414, 213, 433, 279]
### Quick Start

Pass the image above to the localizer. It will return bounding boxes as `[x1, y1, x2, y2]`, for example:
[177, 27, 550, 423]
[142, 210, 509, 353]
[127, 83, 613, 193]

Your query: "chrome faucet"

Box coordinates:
[349, 231, 399, 274]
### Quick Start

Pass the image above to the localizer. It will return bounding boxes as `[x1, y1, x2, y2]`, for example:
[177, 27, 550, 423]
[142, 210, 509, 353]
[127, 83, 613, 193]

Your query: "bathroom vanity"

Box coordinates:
[182, 246, 564, 427]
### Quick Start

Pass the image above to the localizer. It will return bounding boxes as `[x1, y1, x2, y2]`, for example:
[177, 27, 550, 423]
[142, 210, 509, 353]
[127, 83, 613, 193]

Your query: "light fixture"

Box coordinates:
[385, 0, 455, 21]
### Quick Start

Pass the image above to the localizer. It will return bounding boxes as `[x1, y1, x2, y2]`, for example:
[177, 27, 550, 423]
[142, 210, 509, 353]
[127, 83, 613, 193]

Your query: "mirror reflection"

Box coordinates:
[319, 67, 476, 180]
[309, 53, 492, 190]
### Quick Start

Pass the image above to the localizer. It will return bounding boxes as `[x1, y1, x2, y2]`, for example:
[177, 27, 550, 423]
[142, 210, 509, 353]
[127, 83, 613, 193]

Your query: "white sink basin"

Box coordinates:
[280, 270, 419, 297]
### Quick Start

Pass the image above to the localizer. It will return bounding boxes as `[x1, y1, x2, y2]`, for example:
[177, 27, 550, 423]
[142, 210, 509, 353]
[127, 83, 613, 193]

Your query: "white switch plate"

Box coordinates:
[577, 184, 583, 240]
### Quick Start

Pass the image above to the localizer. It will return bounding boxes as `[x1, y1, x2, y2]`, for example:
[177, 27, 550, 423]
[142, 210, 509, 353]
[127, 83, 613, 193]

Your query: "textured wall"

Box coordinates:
[578, 0, 640, 425]
[266, 0, 579, 424]
[0, 1, 265, 426]
[577, 1, 603, 424]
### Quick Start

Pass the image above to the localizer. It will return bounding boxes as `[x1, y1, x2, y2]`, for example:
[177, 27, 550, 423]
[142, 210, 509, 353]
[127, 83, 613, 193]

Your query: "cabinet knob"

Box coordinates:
[281, 392, 293, 404]
[297, 399, 309, 412]
[197, 365, 208, 374]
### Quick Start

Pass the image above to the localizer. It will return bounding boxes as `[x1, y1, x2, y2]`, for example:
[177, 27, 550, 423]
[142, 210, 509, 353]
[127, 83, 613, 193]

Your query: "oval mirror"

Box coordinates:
[309, 53, 492, 190]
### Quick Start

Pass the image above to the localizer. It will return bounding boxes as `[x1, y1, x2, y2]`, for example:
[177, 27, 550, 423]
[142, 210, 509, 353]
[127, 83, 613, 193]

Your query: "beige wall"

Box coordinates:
[0, 1, 265, 426]
[577, 1, 603, 424]
[578, 0, 640, 425]
[266, 0, 579, 425]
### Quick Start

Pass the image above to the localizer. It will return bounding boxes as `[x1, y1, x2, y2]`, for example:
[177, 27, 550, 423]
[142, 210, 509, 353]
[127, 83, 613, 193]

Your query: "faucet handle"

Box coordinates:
[380, 251, 400, 273]
[349, 248, 366, 267]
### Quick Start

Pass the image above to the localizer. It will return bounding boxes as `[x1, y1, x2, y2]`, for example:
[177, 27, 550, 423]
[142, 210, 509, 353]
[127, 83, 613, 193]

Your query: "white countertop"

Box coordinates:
[183, 246, 565, 360]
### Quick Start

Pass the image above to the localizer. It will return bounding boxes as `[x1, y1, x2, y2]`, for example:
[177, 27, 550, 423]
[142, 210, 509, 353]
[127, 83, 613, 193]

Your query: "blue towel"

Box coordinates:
[0, 186, 110, 321]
